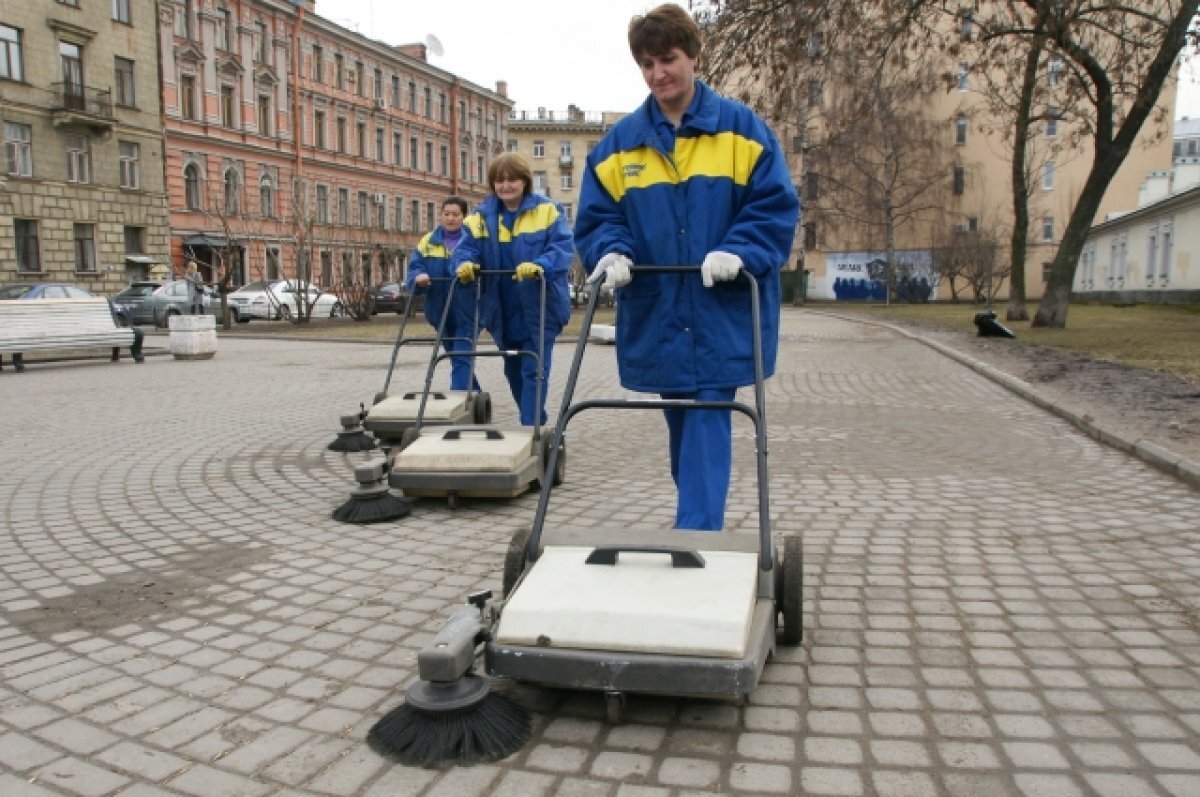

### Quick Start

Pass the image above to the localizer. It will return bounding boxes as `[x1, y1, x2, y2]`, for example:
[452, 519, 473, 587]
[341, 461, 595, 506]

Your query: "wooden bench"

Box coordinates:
[0, 298, 144, 373]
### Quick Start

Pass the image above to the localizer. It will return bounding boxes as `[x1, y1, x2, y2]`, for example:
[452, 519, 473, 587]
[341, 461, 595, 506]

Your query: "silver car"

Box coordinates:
[127, 279, 223, 327]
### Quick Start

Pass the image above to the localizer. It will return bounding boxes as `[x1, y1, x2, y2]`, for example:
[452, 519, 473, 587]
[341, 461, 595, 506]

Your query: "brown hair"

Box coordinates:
[442, 195, 468, 214]
[486, 153, 533, 197]
[628, 3, 702, 62]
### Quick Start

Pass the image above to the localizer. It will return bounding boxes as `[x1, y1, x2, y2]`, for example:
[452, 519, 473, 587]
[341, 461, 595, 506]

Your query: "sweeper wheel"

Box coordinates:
[534, 431, 566, 489]
[778, 535, 803, 645]
[472, 392, 492, 424]
[502, 526, 532, 597]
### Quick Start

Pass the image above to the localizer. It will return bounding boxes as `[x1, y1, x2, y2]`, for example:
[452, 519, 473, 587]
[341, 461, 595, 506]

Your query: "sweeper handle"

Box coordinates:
[585, 545, 706, 568]
[416, 605, 488, 683]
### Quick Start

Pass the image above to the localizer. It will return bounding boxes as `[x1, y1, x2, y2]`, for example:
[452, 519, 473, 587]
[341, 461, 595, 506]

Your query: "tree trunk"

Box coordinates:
[1007, 38, 1041, 323]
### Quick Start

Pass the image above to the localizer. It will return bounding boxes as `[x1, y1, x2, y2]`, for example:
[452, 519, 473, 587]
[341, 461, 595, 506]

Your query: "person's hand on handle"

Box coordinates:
[701, 251, 742, 288]
[513, 262, 543, 281]
[598, 252, 633, 288]
[456, 262, 480, 284]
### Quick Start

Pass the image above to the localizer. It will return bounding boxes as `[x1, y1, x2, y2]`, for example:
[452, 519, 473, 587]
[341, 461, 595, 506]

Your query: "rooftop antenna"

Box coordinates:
[425, 34, 444, 57]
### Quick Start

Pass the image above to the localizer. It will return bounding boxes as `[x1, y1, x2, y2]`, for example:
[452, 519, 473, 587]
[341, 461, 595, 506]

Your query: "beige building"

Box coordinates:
[785, 39, 1176, 302]
[159, 0, 511, 289]
[1, 0, 171, 291]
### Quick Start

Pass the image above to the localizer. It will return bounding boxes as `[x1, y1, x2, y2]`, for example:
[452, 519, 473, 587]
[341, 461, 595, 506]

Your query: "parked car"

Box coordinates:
[0, 281, 131, 326]
[111, 281, 163, 323]
[126, 279, 224, 327]
[570, 282, 615, 308]
[224, 280, 343, 322]
[372, 282, 412, 315]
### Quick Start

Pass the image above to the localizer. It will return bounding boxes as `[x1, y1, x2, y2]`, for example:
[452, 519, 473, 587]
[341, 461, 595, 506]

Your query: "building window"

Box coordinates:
[124, 225, 144, 254]
[224, 169, 240, 214]
[336, 117, 347, 153]
[440, 145, 448, 176]
[394, 196, 403, 230]
[220, 85, 235, 127]
[439, 91, 447, 122]
[180, 74, 196, 119]
[266, 247, 281, 280]
[560, 141, 572, 158]
[532, 140, 545, 158]
[0, 24, 23, 82]
[317, 184, 329, 223]
[5, 122, 32, 176]
[1041, 216, 1054, 242]
[260, 178, 274, 218]
[477, 154, 484, 182]
[1047, 56, 1063, 87]
[562, 203, 573, 224]
[356, 121, 366, 156]
[311, 44, 323, 81]
[376, 127, 384, 162]
[460, 150, 468, 179]
[1042, 161, 1055, 191]
[174, 0, 193, 38]
[409, 137, 418, 168]
[60, 42, 84, 108]
[1159, 223, 1173, 281]
[805, 171, 819, 201]
[74, 223, 96, 272]
[1045, 106, 1059, 138]
[14, 219, 40, 271]
[533, 171, 547, 195]
[357, 191, 368, 226]
[424, 87, 431, 117]
[119, 140, 140, 188]
[408, 80, 416, 113]
[334, 54, 344, 90]
[376, 197, 386, 230]
[321, 250, 332, 285]
[968, 216, 979, 232]
[257, 94, 271, 135]
[355, 61, 364, 96]
[959, 8, 973, 39]
[427, 202, 435, 229]
[216, 7, 232, 52]
[112, 0, 131, 24]
[561, 173, 573, 190]
[804, 222, 817, 250]
[184, 164, 201, 209]
[1041, 262, 1052, 282]
[254, 20, 267, 63]
[391, 75, 400, 107]
[411, 199, 419, 231]
[425, 141, 433, 172]
[393, 133, 402, 164]
[507, 139, 517, 152]
[955, 115, 967, 146]
[373, 67, 383, 100]
[314, 109, 326, 148]
[66, 135, 91, 183]
[338, 187, 349, 224]
[957, 63, 969, 92]
[114, 57, 136, 106]
[952, 165, 965, 195]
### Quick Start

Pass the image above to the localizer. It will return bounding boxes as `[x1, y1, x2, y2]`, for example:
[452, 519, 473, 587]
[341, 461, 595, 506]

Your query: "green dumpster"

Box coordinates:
[780, 269, 797, 303]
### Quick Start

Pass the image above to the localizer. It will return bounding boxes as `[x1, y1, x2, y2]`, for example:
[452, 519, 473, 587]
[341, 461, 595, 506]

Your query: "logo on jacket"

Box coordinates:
[623, 163, 646, 179]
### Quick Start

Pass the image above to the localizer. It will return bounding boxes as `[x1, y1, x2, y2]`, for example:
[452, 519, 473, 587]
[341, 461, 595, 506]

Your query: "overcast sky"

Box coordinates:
[316, 0, 680, 113]
[319, 1, 1197, 119]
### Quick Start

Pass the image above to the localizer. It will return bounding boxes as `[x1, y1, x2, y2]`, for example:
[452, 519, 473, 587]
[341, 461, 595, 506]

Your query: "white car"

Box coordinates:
[225, 280, 343, 322]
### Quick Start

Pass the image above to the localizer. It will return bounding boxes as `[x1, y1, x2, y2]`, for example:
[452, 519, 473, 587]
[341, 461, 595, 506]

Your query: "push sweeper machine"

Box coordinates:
[385, 269, 565, 509]
[367, 265, 802, 766]
[361, 277, 492, 448]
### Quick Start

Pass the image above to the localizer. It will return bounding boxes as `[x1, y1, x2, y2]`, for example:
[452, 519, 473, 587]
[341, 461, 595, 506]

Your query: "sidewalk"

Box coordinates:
[0, 312, 1197, 796]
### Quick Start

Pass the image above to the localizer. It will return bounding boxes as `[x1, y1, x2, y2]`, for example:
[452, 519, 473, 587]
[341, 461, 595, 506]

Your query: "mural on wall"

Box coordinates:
[817, 250, 938, 302]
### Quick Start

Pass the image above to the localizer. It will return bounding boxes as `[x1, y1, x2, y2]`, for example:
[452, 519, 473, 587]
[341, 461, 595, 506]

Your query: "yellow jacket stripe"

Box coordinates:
[416, 232, 448, 259]
[463, 203, 563, 243]
[593, 131, 765, 204]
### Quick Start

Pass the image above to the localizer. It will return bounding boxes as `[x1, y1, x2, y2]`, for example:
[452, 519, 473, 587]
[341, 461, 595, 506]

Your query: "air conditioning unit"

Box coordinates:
[373, 193, 385, 204]
[373, 98, 385, 110]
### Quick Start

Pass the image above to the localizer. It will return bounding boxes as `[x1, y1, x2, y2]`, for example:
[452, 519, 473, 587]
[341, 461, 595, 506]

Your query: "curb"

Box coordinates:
[815, 310, 1200, 491]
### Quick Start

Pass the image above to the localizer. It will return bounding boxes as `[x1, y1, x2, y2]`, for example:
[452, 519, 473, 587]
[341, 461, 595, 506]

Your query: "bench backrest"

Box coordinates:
[0, 298, 130, 347]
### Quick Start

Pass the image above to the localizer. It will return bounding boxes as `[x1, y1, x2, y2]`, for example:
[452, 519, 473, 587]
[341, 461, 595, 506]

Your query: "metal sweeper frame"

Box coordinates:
[362, 276, 492, 447]
[386, 268, 566, 509]
[367, 264, 802, 767]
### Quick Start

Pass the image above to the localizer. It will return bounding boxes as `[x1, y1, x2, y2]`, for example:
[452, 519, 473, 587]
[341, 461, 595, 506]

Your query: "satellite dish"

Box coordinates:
[425, 34, 444, 57]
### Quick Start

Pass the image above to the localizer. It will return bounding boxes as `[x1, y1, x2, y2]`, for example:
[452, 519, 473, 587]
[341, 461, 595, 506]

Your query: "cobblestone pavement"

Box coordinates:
[1, 310, 1197, 797]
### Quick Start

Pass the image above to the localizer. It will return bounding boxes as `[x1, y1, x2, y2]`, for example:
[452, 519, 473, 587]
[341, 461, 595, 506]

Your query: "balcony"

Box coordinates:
[50, 83, 115, 130]
[559, 154, 574, 169]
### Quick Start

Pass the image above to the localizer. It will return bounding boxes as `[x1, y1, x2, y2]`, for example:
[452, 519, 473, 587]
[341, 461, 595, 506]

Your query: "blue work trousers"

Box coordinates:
[662, 387, 736, 531]
[501, 336, 552, 426]
[442, 317, 480, 392]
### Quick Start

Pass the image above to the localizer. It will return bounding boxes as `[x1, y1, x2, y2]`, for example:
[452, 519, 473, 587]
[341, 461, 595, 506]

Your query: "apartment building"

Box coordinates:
[780, 29, 1175, 302]
[1, 0, 170, 291]
[159, 0, 511, 289]
[504, 105, 626, 231]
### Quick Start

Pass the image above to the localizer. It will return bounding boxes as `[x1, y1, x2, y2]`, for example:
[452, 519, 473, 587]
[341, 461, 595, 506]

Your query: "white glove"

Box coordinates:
[597, 252, 633, 289]
[701, 251, 743, 288]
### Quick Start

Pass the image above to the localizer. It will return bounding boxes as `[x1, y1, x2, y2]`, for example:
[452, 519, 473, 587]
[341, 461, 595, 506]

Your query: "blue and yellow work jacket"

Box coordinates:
[453, 193, 573, 345]
[575, 80, 799, 393]
[406, 227, 477, 331]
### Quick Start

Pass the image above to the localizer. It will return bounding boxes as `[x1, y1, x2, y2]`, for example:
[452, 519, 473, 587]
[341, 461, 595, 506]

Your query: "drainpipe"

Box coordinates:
[290, 0, 307, 283]
[450, 78, 460, 196]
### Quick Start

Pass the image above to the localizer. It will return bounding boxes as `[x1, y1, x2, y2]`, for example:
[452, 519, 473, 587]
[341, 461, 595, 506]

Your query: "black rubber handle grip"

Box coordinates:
[585, 545, 706, 568]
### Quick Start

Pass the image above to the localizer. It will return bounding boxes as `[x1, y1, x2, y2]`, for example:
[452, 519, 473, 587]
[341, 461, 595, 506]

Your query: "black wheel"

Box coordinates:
[503, 526, 532, 597]
[778, 535, 803, 645]
[279, 305, 293, 321]
[534, 431, 565, 489]
[472, 392, 492, 424]
[399, 426, 420, 451]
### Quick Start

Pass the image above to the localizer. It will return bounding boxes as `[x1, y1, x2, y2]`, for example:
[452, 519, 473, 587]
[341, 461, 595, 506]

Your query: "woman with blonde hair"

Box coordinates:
[452, 153, 573, 426]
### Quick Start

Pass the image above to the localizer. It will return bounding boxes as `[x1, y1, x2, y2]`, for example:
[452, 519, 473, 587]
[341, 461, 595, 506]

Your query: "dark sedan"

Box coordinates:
[372, 282, 415, 314]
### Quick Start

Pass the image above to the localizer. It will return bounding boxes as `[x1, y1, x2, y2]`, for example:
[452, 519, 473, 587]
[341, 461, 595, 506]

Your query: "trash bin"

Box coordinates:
[780, 269, 796, 303]
[800, 269, 810, 303]
[169, 314, 218, 359]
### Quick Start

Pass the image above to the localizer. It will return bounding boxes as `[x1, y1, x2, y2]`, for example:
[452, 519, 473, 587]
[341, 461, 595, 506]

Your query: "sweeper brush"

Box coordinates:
[328, 405, 376, 452]
[366, 594, 531, 767]
[332, 458, 411, 524]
